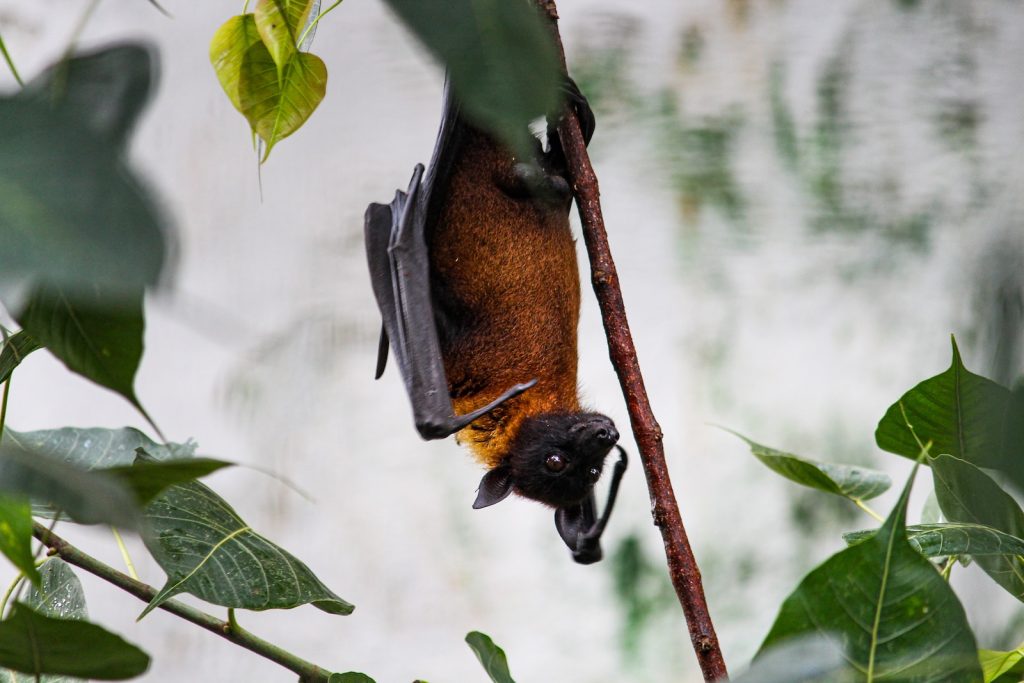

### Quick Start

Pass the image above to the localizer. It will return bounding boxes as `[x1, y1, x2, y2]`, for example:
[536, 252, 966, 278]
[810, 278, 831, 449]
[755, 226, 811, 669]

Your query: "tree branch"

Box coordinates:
[535, 2, 728, 680]
[32, 522, 335, 683]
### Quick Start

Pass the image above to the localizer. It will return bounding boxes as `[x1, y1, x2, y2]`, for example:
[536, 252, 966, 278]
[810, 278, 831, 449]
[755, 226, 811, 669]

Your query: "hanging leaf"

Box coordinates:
[0, 603, 149, 680]
[931, 454, 1024, 603]
[253, 0, 317, 72]
[6, 426, 195, 471]
[758, 466, 983, 681]
[139, 479, 353, 618]
[238, 45, 327, 160]
[979, 648, 1024, 683]
[725, 429, 890, 501]
[210, 15, 265, 114]
[844, 522, 1024, 559]
[106, 451, 232, 505]
[875, 337, 1024, 490]
[0, 331, 41, 384]
[382, 0, 561, 155]
[15, 285, 155, 427]
[465, 632, 515, 683]
[0, 495, 40, 588]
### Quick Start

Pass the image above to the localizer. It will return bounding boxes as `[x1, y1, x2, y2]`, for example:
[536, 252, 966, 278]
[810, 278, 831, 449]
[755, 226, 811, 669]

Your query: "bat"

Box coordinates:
[364, 79, 627, 564]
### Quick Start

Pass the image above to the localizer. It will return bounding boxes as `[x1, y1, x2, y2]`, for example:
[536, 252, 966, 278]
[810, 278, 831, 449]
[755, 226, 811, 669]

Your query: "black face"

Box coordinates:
[503, 411, 619, 508]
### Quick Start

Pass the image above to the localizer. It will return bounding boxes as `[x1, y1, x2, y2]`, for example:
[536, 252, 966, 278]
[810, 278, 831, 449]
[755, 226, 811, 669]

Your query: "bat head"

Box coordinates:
[472, 412, 619, 510]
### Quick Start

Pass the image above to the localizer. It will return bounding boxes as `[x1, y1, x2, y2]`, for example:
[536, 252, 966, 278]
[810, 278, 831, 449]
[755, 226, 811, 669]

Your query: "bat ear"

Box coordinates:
[473, 467, 515, 509]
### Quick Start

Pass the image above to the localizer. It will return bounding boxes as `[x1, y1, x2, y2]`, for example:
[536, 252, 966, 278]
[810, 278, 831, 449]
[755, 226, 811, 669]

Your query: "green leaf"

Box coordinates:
[238, 46, 326, 160]
[15, 285, 153, 426]
[210, 15, 265, 113]
[726, 429, 891, 501]
[0, 603, 148, 680]
[0, 52, 167, 304]
[844, 522, 1024, 559]
[732, 636, 854, 683]
[465, 631, 515, 683]
[7, 426, 195, 470]
[0, 331, 41, 384]
[875, 338, 1024, 486]
[139, 479, 353, 619]
[758, 466, 983, 682]
[0, 439, 140, 529]
[0, 495, 40, 588]
[979, 648, 1024, 683]
[931, 454, 1024, 603]
[328, 674, 376, 683]
[382, 0, 561, 155]
[106, 452, 232, 505]
[254, 0, 316, 71]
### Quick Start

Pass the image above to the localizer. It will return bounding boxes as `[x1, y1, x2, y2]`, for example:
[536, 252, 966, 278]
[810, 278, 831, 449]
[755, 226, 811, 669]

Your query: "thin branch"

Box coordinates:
[32, 523, 335, 683]
[535, 2, 728, 679]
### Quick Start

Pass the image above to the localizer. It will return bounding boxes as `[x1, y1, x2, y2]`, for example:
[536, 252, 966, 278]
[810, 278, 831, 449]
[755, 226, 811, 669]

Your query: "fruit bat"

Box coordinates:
[364, 79, 627, 564]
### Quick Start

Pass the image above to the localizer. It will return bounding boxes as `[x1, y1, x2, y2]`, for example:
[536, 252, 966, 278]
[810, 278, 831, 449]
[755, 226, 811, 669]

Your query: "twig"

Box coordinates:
[535, 2, 728, 679]
[32, 523, 335, 683]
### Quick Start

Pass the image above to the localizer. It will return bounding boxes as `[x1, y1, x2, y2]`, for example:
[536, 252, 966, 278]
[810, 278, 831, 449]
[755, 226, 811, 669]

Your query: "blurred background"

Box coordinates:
[1, 0, 1022, 680]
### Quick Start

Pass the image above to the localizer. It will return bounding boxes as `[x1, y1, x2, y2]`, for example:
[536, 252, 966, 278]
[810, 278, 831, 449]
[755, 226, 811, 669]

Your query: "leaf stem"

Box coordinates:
[296, 0, 344, 49]
[111, 527, 139, 581]
[0, 572, 24, 619]
[941, 556, 955, 581]
[32, 522, 336, 682]
[853, 498, 884, 523]
[0, 375, 10, 441]
[0, 29, 24, 87]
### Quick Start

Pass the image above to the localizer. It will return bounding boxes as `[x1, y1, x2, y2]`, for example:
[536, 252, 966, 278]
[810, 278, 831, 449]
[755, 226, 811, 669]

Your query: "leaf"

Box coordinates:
[0, 495, 40, 588]
[979, 648, 1024, 683]
[328, 674, 376, 683]
[15, 285, 153, 425]
[106, 452, 232, 505]
[844, 523, 1024, 559]
[210, 15, 265, 113]
[0, 53, 167, 304]
[0, 331, 41, 384]
[758, 466, 983, 682]
[931, 454, 1024, 603]
[238, 45, 327, 160]
[726, 429, 891, 501]
[465, 631, 515, 683]
[6, 426, 195, 471]
[0, 438, 140, 529]
[382, 0, 561, 155]
[139, 479, 353, 618]
[0, 603, 148, 680]
[254, 0, 316, 71]
[731, 635, 854, 683]
[875, 337, 1024, 489]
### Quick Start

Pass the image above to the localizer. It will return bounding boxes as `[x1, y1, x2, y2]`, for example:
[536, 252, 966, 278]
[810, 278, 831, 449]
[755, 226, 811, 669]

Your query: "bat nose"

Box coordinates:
[580, 417, 618, 449]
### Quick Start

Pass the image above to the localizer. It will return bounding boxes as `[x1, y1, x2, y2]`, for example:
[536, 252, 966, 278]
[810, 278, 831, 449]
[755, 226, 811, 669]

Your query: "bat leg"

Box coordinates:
[554, 446, 628, 564]
[365, 165, 536, 440]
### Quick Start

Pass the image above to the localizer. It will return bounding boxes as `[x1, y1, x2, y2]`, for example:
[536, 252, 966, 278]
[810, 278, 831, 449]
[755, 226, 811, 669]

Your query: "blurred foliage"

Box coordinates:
[609, 534, 676, 662]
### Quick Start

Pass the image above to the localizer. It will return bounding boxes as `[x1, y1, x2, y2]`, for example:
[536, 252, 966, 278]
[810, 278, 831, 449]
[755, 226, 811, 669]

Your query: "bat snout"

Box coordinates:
[577, 416, 619, 451]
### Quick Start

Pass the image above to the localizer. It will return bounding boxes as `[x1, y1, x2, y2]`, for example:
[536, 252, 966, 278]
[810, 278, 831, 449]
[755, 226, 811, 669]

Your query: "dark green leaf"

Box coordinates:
[139, 479, 353, 618]
[979, 648, 1024, 683]
[875, 338, 1024, 487]
[759, 466, 982, 682]
[0, 439, 139, 529]
[328, 674, 376, 683]
[0, 331, 41, 384]
[732, 636, 854, 683]
[106, 453, 232, 505]
[0, 495, 40, 587]
[210, 15, 265, 113]
[16, 285, 153, 425]
[20, 44, 155, 151]
[0, 63, 167, 304]
[931, 454, 1024, 603]
[7, 426, 194, 470]
[382, 0, 561, 155]
[465, 631, 515, 683]
[844, 523, 1024, 560]
[726, 429, 890, 501]
[0, 603, 148, 680]
[254, 0, 316, 70]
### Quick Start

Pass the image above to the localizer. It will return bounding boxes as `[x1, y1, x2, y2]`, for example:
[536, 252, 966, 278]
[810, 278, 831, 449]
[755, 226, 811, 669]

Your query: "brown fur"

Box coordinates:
[428, 127, 582, 469]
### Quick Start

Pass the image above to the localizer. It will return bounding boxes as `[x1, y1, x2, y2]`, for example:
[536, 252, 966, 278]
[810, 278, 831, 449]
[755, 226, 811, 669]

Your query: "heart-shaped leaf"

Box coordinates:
[0, 495, 40, 588]
[139, 479, 353, 618]
[466, 631, 515, 683]
[0, 331, 41, 384]
[875, 337, 1024, 489]
[0, 603, 148, 680]
[254, 0, 316, 71]
[758, 466, 983, 681]
[931, 454, 1024, 603]
[6, 426, 195, 471]
[979, 648, 1024, 683]
[382, 0, 561, 155]
[844, 522, 1024, 559]
[210, 15, 265, 114]
[726, 429, 890, 501]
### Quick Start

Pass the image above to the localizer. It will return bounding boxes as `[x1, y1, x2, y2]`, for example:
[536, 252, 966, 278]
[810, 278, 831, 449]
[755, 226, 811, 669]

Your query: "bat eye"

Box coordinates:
[545, 454, 567, 472]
